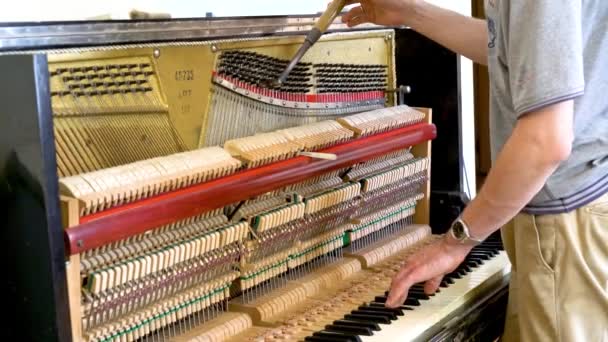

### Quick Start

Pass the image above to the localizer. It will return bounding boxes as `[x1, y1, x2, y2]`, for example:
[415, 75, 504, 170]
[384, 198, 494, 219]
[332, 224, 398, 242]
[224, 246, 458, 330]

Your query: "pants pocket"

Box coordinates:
[530, 214, 556, 273]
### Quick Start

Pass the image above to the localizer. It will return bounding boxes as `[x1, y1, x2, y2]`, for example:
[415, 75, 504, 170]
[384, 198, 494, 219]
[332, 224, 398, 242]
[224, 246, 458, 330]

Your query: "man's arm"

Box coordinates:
[342, 0, 488, 65]
[459, 100, 573, 239]
[386, 100, 574, 307]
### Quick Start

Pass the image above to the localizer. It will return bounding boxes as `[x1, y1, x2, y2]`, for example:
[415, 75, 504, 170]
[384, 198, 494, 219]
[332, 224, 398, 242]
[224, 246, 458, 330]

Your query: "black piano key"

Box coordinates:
[455, 267, 469, 276]
[460, 264, 473, 272]
[469, 255, 487, 265]
[469, 252, 491, 260]
[466, 258, 482, 267]
[325, 324, 374, 336]
[369, 302, 413, 311]
[445, 272, 460, 280]
[351, 309, 397, 320]
[374, 295, 388, 303]
[407, 291, 430, 300]
[372, 296, 417, 310]
[384, 289, 431, 300]
[472, 245, 495, 252]
[333, 319, 380, 331]
[473, 247, 498, 255]
[403, 298, 421, 306]
[305, 335, 354, 342]
[410, 284, 425, 291]
[344, 313, 391, 324]
[359, 304, 404, 316]
[312, 331, 362, 342]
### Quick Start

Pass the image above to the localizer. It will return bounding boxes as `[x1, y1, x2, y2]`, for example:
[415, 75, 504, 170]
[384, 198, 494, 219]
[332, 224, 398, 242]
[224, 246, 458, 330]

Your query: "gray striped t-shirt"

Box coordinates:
[484, 0, 608, 214]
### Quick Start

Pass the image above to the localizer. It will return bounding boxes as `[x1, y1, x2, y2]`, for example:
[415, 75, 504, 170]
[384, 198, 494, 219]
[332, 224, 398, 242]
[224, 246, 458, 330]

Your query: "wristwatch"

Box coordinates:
[447, 217, 483, 245]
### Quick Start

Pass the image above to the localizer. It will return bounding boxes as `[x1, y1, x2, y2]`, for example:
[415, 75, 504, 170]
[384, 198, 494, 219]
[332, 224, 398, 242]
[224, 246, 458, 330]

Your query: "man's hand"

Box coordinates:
[342, 0, 419, 27]
[386, 236, 471, 308]
[341, 0, 489, 65]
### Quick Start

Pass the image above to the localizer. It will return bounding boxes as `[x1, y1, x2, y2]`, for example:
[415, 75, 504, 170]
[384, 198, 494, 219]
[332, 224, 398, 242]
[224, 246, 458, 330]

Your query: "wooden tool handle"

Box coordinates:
[315, 0, 348, 32]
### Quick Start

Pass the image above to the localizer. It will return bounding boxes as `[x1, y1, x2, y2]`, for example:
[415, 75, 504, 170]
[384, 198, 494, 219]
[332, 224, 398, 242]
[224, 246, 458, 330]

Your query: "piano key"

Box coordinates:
[350, 309, 397, 321]
[373, 295, 420, 307]
[358, 305, 404, 316]
[369, 302, 414, 311]
[459, 264, 473, 272]
[312, 331, 362, 342]
[325, 324, 374, 336]
[306, 335, 356, 342]
[344, 313, 391, 324]
[406, 291, 430, 300]
[466, 258, 483, 267]
[333, 319, 381, 331]
[383, 288, 432, 301]
[403, 298, 421, 306]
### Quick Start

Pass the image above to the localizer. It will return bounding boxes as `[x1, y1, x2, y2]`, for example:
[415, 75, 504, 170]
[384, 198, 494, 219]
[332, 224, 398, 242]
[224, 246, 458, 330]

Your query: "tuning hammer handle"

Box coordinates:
[273, 0, 347, 87]
[315, 0, 348, 32]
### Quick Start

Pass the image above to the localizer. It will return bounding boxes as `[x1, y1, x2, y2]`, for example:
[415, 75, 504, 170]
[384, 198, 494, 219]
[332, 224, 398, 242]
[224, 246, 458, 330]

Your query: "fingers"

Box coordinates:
[424, 275, 443, 295]
[386, 264, 413, 308]
[342, 6, 369, 27]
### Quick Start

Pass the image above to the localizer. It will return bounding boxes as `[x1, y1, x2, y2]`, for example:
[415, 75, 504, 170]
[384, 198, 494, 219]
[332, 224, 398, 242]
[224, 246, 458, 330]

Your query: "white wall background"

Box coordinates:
[0, 1, 470, 22]
[0, 0, 329, 22]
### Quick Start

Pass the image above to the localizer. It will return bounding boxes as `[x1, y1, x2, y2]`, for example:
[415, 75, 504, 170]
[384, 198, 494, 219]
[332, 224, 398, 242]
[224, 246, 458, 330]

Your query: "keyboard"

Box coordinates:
[303, 238, 511, 342]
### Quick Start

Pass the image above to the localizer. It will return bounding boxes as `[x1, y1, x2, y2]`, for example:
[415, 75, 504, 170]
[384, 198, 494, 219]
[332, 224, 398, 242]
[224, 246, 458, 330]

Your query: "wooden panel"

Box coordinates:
[61, 197, 83, 342]
[472, 0, 492, 178]
[412, 107, 432, 225]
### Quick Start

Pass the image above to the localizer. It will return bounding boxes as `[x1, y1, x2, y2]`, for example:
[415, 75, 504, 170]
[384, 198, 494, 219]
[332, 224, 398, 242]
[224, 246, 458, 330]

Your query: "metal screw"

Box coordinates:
[385, 34, 392, 41]
[211, 45, 218, 52]
[77, 240, 84, 248]
[153, 49, 161, 58]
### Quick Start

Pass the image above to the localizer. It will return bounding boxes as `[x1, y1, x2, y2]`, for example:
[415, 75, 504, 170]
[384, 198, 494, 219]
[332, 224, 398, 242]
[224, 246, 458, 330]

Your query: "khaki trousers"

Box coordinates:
[500, 193, 608, 342]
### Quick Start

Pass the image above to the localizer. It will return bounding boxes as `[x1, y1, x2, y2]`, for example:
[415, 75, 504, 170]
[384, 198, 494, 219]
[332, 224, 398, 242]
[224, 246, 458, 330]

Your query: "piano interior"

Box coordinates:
[1, 16, 511, 342]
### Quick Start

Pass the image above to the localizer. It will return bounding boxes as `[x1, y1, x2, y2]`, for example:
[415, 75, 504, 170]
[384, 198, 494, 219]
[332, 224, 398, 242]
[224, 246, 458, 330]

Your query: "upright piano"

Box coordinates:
[0, 12, 510, 342]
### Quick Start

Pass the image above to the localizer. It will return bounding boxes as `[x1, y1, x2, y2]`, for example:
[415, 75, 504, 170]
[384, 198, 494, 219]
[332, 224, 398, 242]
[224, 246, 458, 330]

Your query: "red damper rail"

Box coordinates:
[65, 123, 436, 255]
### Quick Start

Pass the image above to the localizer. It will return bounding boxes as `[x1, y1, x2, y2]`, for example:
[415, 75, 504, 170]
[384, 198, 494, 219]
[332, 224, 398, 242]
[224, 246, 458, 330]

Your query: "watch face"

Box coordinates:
[453, 221, 465, 239]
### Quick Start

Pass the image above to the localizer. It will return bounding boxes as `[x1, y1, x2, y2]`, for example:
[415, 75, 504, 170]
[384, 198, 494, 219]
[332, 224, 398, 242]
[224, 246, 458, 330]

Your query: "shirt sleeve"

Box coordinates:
[507, 0, 585, 117]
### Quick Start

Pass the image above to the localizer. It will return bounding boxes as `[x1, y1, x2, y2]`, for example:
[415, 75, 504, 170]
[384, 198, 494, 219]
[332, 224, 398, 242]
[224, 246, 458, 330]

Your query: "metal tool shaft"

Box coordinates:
[271, 0, 347, 87]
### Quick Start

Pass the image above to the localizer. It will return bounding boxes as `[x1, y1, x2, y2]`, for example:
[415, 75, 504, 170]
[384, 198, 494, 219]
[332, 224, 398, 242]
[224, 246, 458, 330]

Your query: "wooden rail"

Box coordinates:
[64, 122, 436, 255]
